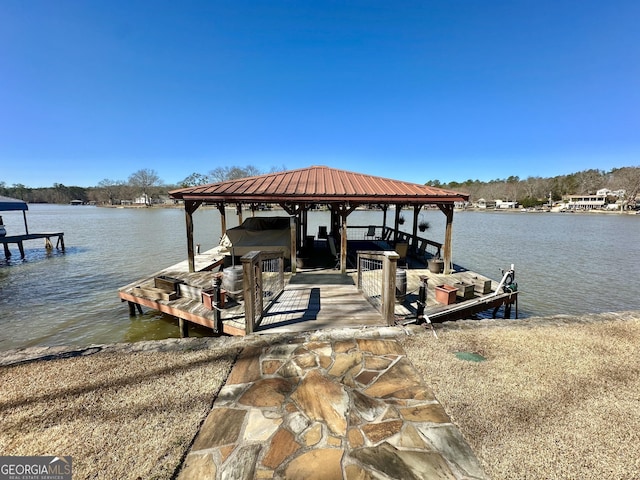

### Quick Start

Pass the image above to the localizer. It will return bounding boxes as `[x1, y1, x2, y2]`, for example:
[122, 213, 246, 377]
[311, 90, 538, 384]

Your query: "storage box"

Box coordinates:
[154, 275, 182, 292]
[133, 286, 177, 301]
[454, 282, 475, 300]
[479, 279, 492, 294]
[435, 284, 458, 305]
[178, 283, 203, 301]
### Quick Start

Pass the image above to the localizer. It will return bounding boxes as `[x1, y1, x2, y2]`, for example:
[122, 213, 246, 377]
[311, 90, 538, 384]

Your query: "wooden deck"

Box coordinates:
[118, 244, 517, 337]
[393, 268, 517, 323]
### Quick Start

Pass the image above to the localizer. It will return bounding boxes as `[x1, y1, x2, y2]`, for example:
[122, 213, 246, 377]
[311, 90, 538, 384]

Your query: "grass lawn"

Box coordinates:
[399, 313, 640, 480]
[0, 343, 236, 479]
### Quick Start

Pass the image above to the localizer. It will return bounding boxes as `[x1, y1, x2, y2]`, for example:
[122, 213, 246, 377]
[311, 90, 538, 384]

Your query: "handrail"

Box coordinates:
[346, 225, 442, 258]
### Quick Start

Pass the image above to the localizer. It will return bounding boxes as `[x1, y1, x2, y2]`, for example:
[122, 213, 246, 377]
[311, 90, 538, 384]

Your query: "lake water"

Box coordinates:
[1, 205, 638, 351]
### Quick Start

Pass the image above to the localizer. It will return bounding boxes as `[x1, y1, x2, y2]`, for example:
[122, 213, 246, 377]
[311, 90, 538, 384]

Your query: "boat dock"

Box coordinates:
[0, 195, 65, 259]
[120, 166, 519, 337]
[1, 232, 65, 259]
[118, 242, 518, 338]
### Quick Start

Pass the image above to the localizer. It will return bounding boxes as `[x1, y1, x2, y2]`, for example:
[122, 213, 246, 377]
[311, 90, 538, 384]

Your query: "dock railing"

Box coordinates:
[347, 225, 442, 259]
[356, 250, 399, 326]
[241, 250, 286, 334]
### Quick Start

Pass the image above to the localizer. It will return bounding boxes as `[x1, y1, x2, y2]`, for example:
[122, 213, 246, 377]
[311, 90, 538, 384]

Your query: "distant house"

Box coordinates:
[495, 200, 518, 209]
[70, 199, 84, 206]
[476, 198, 496, 209]
[133, 193, 151, 206]
[155, 194, 176, 205]
[596, 188, 626, 198]
[566, 194, 606, 210]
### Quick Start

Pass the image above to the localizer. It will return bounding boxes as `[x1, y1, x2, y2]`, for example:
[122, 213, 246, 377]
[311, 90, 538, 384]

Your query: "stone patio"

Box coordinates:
[178, 328, 486, 479]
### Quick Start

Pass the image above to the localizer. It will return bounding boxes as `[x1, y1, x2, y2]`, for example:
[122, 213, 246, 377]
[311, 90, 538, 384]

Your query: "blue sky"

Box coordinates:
[1, 1, 638, 188]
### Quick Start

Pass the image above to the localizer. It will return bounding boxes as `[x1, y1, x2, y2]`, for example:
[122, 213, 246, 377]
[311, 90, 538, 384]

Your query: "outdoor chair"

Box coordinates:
[365, 225, 376, 240]
[395, 242, 409, 268]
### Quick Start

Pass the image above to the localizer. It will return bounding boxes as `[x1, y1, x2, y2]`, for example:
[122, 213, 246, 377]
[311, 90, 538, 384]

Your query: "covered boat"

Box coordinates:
[220, 216, 291, 258]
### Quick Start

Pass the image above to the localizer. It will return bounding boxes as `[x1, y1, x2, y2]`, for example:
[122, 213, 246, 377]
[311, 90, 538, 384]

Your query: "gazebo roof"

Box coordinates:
[169, 165, 468, 205]
[0, 195, 28, 211]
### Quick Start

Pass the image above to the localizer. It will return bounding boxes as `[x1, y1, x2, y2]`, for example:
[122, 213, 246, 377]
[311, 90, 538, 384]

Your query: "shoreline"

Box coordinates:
[2, 309, 638, 366]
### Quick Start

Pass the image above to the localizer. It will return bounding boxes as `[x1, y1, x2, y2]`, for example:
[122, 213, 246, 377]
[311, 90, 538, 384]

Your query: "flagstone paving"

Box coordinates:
[178, 328, 486, 479]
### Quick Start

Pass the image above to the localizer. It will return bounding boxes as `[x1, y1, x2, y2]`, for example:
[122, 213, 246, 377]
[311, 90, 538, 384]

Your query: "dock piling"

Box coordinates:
[179, 318, 189, 338]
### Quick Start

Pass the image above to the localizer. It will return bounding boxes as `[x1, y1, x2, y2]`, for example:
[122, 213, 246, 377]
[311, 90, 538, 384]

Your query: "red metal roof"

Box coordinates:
[169, 165, 468, 204]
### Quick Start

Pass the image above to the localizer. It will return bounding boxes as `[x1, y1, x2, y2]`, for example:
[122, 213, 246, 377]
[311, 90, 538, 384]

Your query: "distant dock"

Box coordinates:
[0, 195, 65, 259]
[1, 232, 65, 259]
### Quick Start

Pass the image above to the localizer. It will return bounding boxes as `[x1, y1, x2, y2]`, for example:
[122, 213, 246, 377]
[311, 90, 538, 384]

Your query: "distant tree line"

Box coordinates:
[0, 168, 167, 205]
[426, 166, 640, 208]
[0, 165, 285, 205]
[3, 164, 638, 208]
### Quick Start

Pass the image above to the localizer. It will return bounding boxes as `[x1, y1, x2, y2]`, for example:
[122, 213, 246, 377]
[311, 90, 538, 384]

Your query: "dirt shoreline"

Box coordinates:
[1, 311, 639, 479]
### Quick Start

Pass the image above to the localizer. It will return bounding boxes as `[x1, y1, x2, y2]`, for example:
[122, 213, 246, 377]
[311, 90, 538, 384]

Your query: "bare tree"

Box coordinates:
[128, 169, 161, 195]
[208, 165, 265, 182]
[97, 178, 126, 205]
[613, 166, 640, 209]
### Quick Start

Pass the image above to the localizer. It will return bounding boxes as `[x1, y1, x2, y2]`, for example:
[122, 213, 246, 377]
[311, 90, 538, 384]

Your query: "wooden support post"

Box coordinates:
[127, 301, 143, 316]
[218, 204, 227, 237]
[242, 252, 260, 334]
[18, 241, 24, 259]
[3, 243, 10, 258]
[179, 318, 189, 338]
[301, 206, 308, 249]
[438, 204, 454, 274]
[236, 203, 243, 225]
[212, 275, 223, 334]
[394, 204, 403, 244]
[184, 200, 202, 273]
[411, 205, 420, 252]
[340, 211, 348, 274]
[381, 205, 388, 235]
[45, 237, 53, 250]
[416, 276, 427, 324]
[290, 216, 297, 274]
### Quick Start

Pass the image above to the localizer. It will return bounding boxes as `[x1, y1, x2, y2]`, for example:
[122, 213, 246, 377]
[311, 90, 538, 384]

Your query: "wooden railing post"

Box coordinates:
[382, 251, 399, 326]
[278, 255, 285, 290]
[242, 251, 260, 334]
